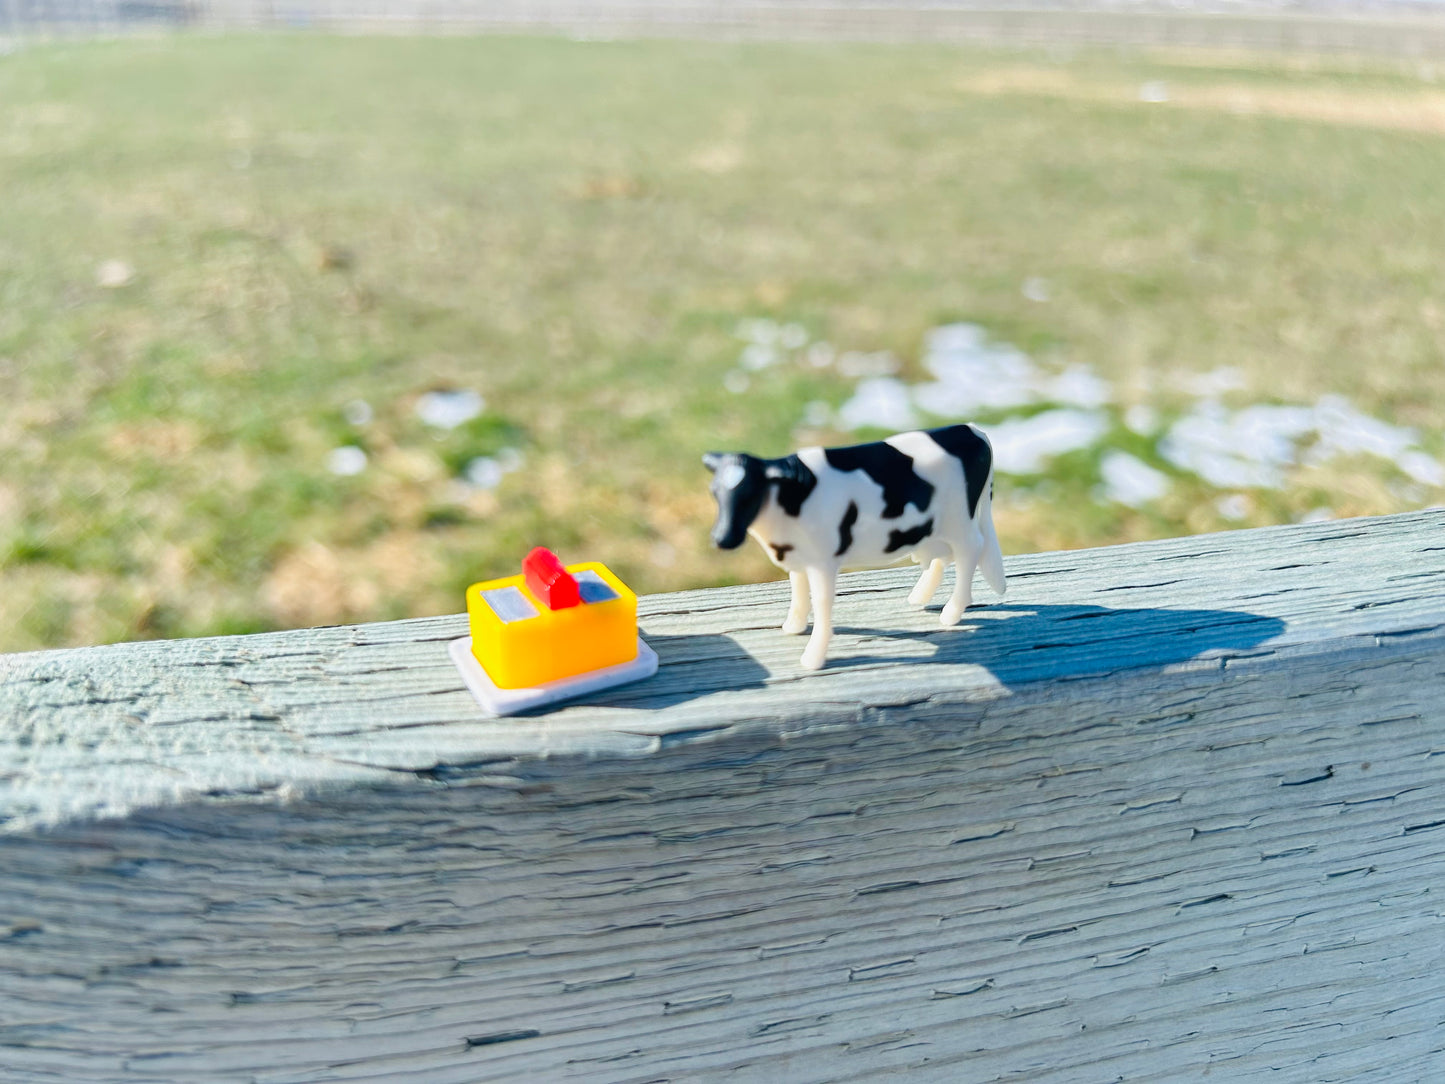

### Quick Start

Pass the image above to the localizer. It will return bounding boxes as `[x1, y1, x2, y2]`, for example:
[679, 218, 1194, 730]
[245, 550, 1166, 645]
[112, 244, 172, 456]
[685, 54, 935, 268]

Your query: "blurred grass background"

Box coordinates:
[1, 34, 1443, 651]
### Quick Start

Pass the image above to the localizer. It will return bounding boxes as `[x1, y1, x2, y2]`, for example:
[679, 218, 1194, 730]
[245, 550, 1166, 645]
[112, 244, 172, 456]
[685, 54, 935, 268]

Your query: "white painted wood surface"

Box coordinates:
[2, 510, 1444, 1082]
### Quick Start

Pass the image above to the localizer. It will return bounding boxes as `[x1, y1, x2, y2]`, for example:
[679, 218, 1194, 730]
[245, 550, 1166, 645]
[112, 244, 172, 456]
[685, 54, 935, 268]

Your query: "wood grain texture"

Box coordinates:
[2, 510, 1444, 1081]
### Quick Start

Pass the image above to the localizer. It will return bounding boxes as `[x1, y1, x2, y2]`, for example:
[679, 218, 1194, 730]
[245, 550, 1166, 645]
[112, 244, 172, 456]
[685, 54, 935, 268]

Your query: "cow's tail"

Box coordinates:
[975, 458, 1007, 598]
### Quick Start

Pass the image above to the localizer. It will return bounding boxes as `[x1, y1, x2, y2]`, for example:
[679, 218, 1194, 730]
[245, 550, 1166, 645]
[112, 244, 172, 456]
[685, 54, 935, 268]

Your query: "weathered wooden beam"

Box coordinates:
[3, 510, 1444, 1081]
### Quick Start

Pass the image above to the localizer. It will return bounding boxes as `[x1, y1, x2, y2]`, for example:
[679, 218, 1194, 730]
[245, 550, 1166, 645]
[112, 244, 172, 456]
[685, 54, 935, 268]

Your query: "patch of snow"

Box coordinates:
[779, 322, 810, 350]
[1234, 403, 1317, 460]
[494, 446, 524, 474]
[326, 445, 368, 477]
[925, 349, 1040, 406]
[1392, 481, 1426, 505]
[806, 342, 836, 370]
[1162, 395, 1437, 492]
[1125, 403, 1159, 435]
[913, 323, 1040, 417]
[737, 318, 809, 353]
[723, 370, 750, 394]
[1022, 276, 1051, 303]
[1048, 366, 1111, 409]
[925, 322, 989, 356]
[1159, 401, 1310, 489]
[343, 399, 373, 426]
[1306, 395, 1416, 464]
[1215, 494, 1252, 521]
[1398, 450, 1445, 488]
[739, 343, 780, 371]
[96, 259, 135, 289]
[1139, 81, 1170, 103]
[464, 456, 505, 490]
[808, 320, 1436, 508]
[415, 389, 483, 430]
[989, 410, 1110, 474]
[838, 377, 918, 432]
[1099, 451, 1169, 507]
[735, 318, 779, 344]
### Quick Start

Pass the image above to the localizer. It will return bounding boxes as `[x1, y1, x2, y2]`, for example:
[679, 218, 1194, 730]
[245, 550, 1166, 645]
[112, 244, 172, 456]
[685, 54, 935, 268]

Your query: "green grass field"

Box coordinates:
[2, 34, 1443, 652]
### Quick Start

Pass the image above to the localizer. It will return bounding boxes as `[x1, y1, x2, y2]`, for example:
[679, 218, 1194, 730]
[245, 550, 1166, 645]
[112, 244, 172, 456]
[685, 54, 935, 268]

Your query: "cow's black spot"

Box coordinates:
[928, 425, 992, 518]
[835, 502, 859, 557]
[824, 442, 933, 518]
[885, 518, 934, 553]
[763, 454, 817, 517]
[770, 542, 794, 562]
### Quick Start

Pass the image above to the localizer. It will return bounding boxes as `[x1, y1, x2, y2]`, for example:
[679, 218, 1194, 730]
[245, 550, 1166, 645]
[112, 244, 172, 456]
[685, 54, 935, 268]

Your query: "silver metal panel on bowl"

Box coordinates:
[574, 569, 620, 604]
[481, 585, 539, 623]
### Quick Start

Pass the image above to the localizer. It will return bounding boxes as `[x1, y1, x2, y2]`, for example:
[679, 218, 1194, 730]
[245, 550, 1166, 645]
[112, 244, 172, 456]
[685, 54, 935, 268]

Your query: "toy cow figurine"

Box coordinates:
[704, 424, 1006, 670]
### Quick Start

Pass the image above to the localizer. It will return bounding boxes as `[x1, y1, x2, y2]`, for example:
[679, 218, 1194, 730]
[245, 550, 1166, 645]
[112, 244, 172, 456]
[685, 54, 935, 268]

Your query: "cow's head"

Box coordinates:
[702, 452, 769, 550]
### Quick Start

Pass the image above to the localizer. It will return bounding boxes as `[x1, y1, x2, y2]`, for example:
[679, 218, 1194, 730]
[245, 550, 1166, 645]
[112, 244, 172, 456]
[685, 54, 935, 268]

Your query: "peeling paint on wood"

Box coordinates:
[2, 511, 1444, 1081]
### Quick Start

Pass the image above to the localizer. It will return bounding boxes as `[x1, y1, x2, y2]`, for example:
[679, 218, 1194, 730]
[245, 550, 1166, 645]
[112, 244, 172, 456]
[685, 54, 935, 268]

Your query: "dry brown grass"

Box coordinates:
[960, 64, 1445, 134]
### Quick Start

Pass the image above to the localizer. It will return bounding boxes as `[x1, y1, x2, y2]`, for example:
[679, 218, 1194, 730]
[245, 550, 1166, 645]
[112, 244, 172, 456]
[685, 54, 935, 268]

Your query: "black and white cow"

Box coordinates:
[703, 424, 1007, 670]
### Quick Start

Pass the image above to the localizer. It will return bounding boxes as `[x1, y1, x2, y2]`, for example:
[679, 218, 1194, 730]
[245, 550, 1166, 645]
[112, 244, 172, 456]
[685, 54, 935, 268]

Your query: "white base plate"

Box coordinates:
[449, 636, 659, 716]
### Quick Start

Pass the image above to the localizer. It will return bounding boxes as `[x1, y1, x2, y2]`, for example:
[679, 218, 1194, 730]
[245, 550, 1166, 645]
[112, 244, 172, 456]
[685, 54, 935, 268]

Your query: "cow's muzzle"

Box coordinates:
[711, 524, 747, 550]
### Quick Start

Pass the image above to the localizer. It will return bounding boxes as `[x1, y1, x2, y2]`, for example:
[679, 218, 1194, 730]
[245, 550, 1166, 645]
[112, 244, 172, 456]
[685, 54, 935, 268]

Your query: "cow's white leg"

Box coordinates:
[800, 565, 837, 670]
[782, 570, 810, 634]
[941, 547, 977, 627]
[908, 558, 947, 607]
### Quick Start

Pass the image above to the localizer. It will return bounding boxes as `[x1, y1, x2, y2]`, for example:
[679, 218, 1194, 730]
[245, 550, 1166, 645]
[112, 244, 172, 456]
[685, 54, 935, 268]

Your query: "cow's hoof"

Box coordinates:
[907, 587, 932, 607]
[782, 616, 809, 635]
[940, 602, 968, 627]
[799, 648, 827, 671]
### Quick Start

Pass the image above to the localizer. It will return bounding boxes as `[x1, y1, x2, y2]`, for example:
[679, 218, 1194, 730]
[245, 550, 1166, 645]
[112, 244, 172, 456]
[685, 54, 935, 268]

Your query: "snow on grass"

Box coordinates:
[1398, 451, 1445, 488]
[838, 377, 918, 432]
[791, 319, 1441, 507]
[1048, 366, 1112, 410]
[1099, 451, 1170, 507]
[733, 317, 812, 375]
[463, 447, 523, 491]
[326, 445, 368, 477]
[1214, 494, 1253, 521]
[1124, 403, 1160, 435]
[342, 399, 373, 426]
[1307, 395, 1418, 467]
[96, 259, 135, 289]
[415, 389, 484, 430]
[1160, 395, 1442, 490]
[1139, 81, 1170, 104]
[910, 323, 1039, 416]
[1158, 401, 1314, 489]
[989, 410, 1110, 475]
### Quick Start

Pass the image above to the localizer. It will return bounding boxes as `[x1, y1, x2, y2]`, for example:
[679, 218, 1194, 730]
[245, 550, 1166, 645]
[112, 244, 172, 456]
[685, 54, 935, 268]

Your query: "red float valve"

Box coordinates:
[522, 547, 581, 610]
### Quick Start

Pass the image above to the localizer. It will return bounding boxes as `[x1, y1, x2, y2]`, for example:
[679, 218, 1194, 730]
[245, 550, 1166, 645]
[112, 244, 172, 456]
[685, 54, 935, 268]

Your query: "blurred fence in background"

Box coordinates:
[6, 0, 1445, 56]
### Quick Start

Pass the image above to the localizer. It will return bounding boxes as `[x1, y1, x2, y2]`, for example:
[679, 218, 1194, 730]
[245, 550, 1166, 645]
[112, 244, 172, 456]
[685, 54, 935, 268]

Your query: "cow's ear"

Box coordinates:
[702, 452, 723, 474]
[763, 459, 800, 483]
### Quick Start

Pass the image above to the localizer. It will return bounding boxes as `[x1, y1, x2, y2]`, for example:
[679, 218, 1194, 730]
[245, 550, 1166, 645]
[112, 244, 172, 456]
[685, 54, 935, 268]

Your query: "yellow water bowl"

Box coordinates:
[466, 560, 638, 690]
